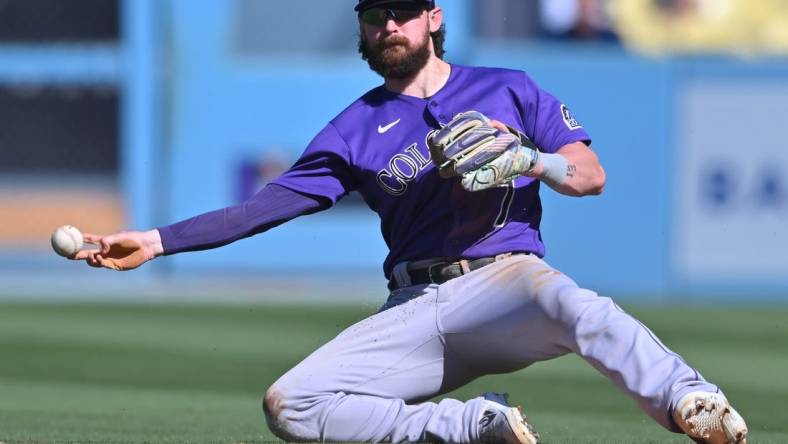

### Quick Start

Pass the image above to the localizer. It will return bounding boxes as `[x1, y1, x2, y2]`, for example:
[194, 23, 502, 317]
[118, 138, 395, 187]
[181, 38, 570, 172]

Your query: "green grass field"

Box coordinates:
[0, 301, 786, 443]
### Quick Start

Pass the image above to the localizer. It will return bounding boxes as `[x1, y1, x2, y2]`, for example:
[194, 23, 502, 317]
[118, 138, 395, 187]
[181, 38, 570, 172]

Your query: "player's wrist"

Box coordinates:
[533, 152, 569, 186]
[144, 229, 165, 257]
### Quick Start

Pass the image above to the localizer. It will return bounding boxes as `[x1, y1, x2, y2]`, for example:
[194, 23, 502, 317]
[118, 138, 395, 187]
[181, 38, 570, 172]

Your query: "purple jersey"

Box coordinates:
[275, 64, 589, 278]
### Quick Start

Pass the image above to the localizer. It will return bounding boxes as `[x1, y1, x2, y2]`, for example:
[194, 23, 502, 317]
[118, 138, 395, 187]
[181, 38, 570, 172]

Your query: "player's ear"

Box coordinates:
[428, 7, 443, 33]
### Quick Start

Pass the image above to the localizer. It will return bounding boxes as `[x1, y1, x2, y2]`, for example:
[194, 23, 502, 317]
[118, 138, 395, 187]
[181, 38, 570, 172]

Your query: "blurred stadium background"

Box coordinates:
[1, 0, 787, 301]
[1, 0, 787, 442]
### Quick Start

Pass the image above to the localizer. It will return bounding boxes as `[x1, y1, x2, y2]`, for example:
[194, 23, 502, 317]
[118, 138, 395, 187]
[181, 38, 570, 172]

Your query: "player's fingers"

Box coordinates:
[72, 249, 94, 261]
[96, 255, 125, 271]
[489, 119, 510, 133]
[82, 232, 103, 246]
[98, 234, 123, 255]
[85, 251, 104, 268]
[88, 253, 122, 270]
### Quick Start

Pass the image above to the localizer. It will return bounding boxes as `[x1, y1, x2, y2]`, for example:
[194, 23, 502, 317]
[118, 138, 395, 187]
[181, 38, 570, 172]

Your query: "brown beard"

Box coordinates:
[359, 28, 432, 80]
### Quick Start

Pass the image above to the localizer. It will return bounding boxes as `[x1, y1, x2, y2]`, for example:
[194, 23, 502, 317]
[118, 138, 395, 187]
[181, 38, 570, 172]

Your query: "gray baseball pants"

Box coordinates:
[263, 254, 718, 442]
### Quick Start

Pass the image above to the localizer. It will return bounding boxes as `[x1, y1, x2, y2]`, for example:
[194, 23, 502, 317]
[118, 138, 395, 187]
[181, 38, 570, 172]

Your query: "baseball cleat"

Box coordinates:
[477, 392, 539, 444]
[673, 391, 748, 444]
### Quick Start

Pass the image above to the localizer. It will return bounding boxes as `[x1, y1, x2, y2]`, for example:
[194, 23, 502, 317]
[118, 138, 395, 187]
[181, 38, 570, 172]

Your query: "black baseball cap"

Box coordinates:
[355, 0, 435, 12]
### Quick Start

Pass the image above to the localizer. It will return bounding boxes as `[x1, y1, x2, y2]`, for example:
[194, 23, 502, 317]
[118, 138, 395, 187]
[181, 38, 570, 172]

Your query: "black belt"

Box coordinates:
[388, 252, 529, 290]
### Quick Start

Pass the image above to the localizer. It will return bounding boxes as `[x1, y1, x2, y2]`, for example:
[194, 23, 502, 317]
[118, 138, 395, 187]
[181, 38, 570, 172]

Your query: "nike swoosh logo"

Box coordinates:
[378, 118, 401, 134]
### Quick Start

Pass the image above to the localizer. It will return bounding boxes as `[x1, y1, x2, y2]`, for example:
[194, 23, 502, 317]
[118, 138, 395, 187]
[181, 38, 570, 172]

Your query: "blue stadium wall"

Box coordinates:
[120, 0, 788, 300]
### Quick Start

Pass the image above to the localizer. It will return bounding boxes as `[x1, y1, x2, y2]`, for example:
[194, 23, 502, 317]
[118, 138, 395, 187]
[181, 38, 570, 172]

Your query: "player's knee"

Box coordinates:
[263, 384, 316, 442]
[263, 381, 332, 442]
[263, 386, 287, 439]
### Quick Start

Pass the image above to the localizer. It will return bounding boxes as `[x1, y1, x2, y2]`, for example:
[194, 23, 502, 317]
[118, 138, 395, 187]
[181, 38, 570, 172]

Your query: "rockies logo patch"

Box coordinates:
[561, 104, 582, 130]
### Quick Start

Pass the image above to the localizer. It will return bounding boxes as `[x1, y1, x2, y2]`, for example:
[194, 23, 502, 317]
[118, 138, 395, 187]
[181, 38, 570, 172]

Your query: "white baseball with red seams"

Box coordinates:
[51, 225, 84, 257]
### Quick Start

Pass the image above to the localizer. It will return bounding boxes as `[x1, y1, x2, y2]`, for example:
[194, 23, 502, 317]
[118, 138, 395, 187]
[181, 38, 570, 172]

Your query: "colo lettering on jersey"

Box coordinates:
[376, 142, 432, 195]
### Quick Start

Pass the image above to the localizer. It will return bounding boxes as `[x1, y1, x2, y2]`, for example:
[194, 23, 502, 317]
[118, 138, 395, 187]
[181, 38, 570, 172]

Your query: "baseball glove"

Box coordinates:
[427, 111, 539, 192]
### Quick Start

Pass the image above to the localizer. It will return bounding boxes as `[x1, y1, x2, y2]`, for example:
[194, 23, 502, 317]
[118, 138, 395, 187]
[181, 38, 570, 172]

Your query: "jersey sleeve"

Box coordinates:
[272, 123, 357, 203]
[520, 72, 592, 154]
[157, 183, 329, 255]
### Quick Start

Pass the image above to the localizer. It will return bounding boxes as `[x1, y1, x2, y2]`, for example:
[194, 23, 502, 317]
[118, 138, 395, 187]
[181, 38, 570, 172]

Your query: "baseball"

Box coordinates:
[51, 225, 84, 258]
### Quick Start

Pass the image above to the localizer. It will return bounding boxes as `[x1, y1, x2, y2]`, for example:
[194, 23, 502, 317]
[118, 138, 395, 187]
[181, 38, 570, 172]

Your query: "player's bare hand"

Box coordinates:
[488, 119, 509, 133]
[72, 229, 164, 271]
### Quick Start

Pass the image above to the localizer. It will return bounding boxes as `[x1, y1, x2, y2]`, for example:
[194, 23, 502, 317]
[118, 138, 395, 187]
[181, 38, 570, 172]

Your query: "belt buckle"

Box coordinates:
[426, 262, 444, 284]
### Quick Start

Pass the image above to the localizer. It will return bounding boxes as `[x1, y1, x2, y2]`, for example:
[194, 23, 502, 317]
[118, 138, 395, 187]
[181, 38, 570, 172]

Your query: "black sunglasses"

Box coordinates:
[360, 5, 426, 27]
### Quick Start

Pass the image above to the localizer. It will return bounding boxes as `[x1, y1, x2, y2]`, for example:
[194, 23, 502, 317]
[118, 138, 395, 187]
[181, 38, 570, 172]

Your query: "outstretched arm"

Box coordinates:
[72, 184, 329, 270]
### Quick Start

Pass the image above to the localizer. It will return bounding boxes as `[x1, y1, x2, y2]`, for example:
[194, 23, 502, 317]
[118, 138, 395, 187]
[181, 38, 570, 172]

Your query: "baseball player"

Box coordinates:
[73, 1, 748, 442]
